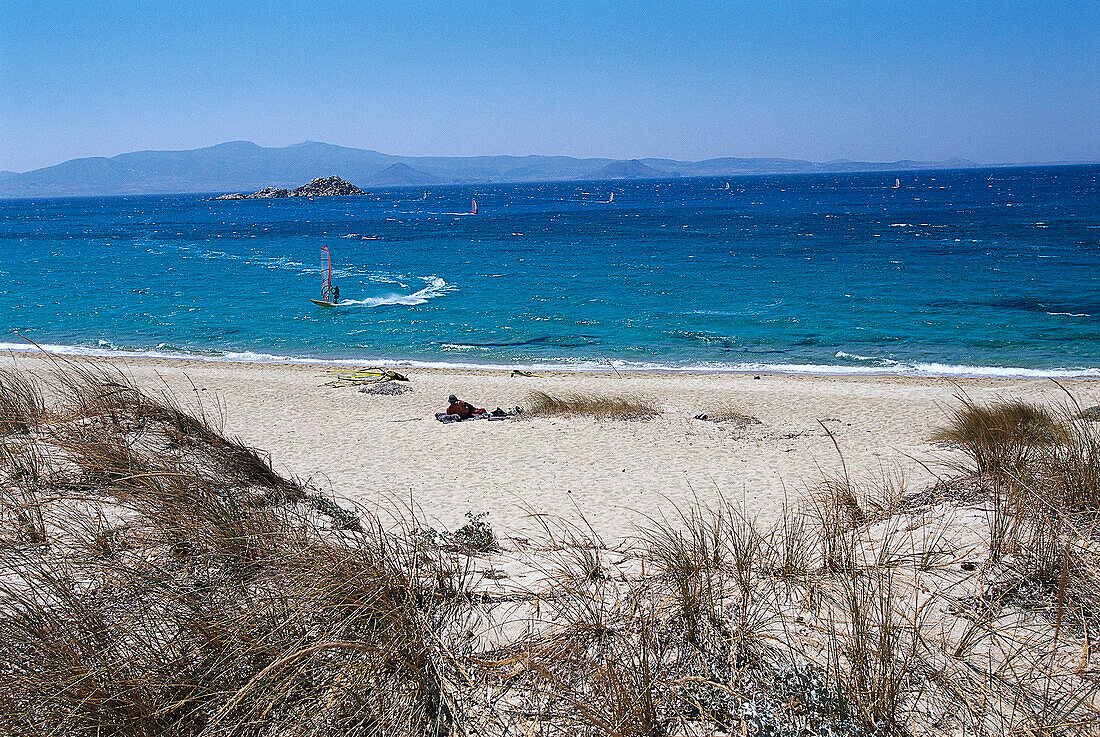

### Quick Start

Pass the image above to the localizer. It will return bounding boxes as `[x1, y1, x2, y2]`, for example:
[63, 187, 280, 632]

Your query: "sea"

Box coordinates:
[2, 165, 1098, 377]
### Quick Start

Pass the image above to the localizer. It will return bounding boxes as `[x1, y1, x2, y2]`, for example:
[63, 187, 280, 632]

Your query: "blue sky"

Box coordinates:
[1, 1, 1097, 172]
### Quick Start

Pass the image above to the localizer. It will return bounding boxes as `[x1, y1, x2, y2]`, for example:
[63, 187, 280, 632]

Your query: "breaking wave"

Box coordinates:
[2, 340, 1099, 378]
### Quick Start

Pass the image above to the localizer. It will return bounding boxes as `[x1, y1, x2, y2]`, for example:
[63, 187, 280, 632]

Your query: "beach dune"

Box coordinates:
[12, 355, 1094, 542]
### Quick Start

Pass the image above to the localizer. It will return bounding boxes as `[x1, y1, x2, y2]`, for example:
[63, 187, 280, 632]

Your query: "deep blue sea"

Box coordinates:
[2, 165, 1098, 376]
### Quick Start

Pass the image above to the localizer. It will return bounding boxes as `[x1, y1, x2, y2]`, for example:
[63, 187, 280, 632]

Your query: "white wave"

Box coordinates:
[169, 244, 307, 273]
[1047, 311, 1091, 317]
[257, 256, 305, 271]
[0, 341, 232, 361]
[337, 277, 455, 307]
[440, 343, 489, 351]
[835, 351, 900, 365]
[900, 362, 1100, 378]
[1, 340, 1099, 379]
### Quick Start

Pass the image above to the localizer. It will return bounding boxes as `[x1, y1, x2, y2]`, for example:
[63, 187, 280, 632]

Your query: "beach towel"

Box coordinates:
[435, 406, 521, 423]
[435, 411, 490, 424]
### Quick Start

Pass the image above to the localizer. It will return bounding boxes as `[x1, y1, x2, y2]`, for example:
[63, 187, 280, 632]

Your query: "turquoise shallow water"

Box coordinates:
[1, 165, 1098, 375]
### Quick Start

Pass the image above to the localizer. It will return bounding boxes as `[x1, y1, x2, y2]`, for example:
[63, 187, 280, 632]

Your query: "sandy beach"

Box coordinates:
[9, 353, 1096, 542]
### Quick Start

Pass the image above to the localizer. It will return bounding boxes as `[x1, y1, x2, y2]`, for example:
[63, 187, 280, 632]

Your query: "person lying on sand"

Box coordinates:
[436, 394, 488, 423]
[435, 396, 524, 423]
[447, 394, 481, 419]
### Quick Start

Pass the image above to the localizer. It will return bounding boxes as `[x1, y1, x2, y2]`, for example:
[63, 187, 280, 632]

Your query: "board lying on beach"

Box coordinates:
[319, 366, 410, 387]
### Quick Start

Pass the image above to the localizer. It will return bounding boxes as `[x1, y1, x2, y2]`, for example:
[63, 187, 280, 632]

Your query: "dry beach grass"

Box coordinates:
[0, 360, 1098, 735]
[524, 390, 661, 421]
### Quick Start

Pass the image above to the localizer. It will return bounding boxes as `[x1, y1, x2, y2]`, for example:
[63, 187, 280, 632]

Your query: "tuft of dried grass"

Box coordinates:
[0, 369, 47, 435]
[935, 396, 1100, 569]
[1039, 411, 1100, 514]
[643, 504, 728, 649]
[932, 398, 1066, 478]
[525, 390, 660, 421]
[823, 568, 925, 733]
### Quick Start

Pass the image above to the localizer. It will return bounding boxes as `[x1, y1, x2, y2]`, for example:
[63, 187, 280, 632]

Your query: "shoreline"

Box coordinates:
[3, 340, 1100, 379]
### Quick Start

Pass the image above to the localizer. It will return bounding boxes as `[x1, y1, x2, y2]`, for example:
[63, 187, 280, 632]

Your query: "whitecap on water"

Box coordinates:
[338, 277, 455, 307]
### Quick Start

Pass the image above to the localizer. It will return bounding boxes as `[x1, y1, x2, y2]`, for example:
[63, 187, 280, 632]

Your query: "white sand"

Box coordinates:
[10, 354, 1098, 541]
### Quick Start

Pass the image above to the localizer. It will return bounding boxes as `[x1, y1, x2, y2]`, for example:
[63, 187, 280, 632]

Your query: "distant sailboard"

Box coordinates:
[892, 178, 901, 189]
[471, 198, 478, 215]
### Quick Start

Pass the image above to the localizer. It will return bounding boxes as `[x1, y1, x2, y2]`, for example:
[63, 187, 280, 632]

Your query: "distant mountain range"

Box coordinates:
[0, 140, 991, 198]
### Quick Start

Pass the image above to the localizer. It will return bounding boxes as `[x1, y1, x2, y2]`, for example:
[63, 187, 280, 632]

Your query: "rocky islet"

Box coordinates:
[215, 175, 365, 200]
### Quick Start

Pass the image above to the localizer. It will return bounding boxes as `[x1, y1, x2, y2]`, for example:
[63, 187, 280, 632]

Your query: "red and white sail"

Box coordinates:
[319, 246, 332, 302]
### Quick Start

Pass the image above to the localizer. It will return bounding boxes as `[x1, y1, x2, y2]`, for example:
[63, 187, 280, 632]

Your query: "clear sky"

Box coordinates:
[1, 1, 1097, 172]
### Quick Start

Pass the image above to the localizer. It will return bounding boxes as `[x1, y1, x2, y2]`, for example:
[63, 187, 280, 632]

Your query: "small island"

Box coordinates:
[215, 175, 365, 200]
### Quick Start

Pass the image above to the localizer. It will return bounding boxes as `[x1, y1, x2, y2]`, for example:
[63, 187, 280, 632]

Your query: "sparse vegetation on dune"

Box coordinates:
[695, 404, 761, 426]
[0, 364, 471, 737]
[0, 364, 1098, 736]
[525, 390, 660, 420]
[931, 397, 1067, 477]
[930, 396, 1100, 641]
[0, 368, 46, 434]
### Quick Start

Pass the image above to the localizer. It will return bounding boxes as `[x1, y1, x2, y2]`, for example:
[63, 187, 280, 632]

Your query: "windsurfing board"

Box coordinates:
[310, 299, 337, 307]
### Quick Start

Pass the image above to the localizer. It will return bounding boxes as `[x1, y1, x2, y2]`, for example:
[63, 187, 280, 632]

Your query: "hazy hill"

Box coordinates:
[590, 159, 673, 179]
[369, 163, 441, 186]
[0, 142, 394, 198]
[0, 140, 984, 198]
